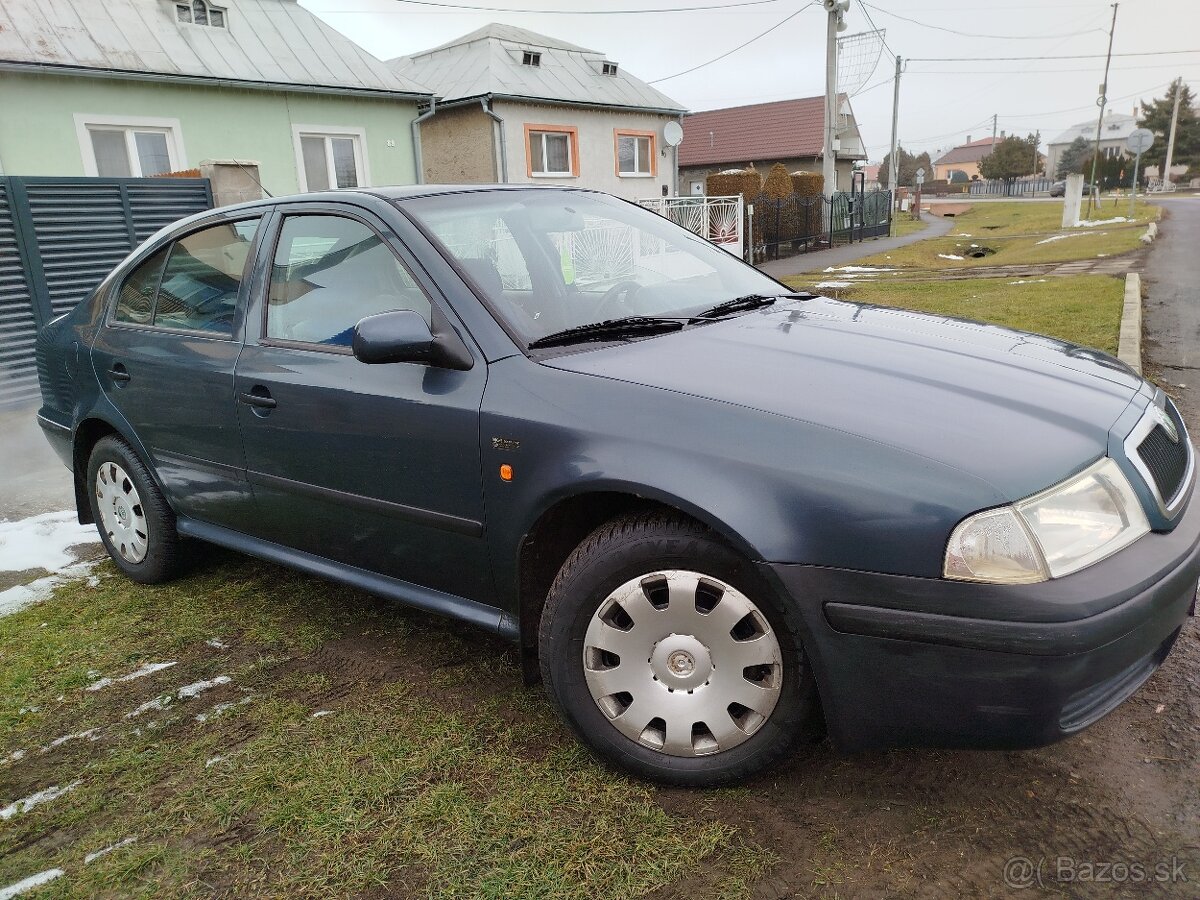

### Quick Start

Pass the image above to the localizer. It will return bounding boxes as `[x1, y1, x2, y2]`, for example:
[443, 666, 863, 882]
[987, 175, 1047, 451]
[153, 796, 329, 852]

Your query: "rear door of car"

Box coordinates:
[90, 211, 271, 532]
[233, 201, 494, 603]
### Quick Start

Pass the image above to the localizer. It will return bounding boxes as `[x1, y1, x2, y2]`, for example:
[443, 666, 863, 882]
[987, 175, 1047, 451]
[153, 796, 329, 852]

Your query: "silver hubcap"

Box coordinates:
[95, 461, 148, 564]
[583, 570, 783, 757]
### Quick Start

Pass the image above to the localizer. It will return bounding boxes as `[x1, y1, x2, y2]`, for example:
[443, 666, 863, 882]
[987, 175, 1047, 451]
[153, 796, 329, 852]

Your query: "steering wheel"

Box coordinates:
[594, 280, 643, 319]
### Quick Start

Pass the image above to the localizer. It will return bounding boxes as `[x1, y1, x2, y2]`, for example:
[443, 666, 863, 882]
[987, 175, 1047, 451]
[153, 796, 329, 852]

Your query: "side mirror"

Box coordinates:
[352, 309, 472, 370]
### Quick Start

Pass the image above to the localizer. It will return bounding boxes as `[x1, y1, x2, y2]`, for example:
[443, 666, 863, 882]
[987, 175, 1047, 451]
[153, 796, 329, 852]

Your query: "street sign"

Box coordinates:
[915, 166, 925, 185]
[1126, 128, 1154, 155]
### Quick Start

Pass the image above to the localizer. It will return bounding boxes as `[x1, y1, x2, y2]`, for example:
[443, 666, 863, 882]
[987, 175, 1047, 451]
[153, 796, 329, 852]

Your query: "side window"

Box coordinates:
[267, 215, 431, 347]
[153, 218, 261, 335]
[113, 246, 169, 325]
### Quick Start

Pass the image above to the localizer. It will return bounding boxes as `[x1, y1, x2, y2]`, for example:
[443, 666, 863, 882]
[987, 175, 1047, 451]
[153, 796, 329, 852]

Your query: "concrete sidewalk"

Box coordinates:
[757, 213, 956, 278]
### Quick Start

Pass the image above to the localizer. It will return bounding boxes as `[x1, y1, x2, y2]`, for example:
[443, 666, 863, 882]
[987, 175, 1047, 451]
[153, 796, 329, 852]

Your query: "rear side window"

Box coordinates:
[153, 219, 261, 335]
[113, 246, 169, 325]
[266, 214, 431, 347]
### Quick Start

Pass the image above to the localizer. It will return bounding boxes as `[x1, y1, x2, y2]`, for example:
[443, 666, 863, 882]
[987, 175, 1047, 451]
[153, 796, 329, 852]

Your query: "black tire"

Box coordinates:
[87, 435, 182, 584]
[538, 511, 818, 786]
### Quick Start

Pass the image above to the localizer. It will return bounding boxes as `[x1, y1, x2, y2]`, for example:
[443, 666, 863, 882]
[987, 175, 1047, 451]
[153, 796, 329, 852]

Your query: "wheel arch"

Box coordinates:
[71, 414, 159, 524]
[513, 484, 762, 682]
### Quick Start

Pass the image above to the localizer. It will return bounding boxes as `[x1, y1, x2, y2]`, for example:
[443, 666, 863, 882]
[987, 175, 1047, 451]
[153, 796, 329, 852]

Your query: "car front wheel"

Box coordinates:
[539, 511, 817, 786]
[87, 435, 181, 584]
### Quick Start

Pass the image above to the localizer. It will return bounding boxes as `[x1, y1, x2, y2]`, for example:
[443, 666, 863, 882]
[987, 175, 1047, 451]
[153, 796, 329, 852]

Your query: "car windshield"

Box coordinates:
[402, 190, 786, 345]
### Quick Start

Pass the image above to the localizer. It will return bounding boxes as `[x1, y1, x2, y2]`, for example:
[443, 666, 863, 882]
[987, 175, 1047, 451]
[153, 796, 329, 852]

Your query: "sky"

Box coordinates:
[302, 0, 1200, 162]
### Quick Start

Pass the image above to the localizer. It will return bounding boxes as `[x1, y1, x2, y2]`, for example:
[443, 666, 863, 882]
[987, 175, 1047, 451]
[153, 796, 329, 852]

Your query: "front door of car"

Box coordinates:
[233, 206, 494, 603]
[90, 214, 268, 532]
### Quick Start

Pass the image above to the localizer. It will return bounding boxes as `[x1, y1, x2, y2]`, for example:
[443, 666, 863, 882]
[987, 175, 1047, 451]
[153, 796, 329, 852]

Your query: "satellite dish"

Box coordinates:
[664, 121, 684, 148]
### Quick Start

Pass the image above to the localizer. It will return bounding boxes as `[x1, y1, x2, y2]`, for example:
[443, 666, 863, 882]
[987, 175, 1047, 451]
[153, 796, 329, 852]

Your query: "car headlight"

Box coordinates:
[944, 458, 1150, 584]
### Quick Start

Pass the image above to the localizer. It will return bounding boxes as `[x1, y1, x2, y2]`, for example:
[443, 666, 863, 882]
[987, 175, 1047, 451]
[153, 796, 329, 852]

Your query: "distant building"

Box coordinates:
[932, 135, 1004, 182]
[0, 0, 433, 195]
[676, 96, 867, 196]
[1045, 112, 1139, 180]
[390, 24, 686, 200]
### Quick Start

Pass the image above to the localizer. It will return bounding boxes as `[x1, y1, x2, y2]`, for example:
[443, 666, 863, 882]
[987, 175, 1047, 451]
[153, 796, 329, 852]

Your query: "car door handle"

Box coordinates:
[108, 364, 131, 384]
[237, 390, 277, 409]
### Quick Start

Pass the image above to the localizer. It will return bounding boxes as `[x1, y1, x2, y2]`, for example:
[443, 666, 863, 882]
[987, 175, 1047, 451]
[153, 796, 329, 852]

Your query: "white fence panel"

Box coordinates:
[637, 195, 744, 258]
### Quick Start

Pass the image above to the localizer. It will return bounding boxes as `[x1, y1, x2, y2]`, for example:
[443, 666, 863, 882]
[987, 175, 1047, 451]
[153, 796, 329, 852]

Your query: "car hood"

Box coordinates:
[542, 298, 1148, 499]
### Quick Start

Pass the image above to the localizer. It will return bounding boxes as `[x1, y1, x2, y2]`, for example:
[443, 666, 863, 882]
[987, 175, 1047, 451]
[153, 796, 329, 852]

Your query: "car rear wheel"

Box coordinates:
[87, 436, 181, 584]
[538, 511, 817, 786]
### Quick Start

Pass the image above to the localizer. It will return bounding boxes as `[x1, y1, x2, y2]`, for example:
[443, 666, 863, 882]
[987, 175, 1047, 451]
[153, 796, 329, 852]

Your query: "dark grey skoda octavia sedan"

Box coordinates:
[35, 185, 1199, 785]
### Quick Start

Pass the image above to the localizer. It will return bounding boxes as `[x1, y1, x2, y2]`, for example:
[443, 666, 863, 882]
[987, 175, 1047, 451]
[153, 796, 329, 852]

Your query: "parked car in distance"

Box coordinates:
[36, 185, 1199, 785]
[1049, 180, 1067, 197]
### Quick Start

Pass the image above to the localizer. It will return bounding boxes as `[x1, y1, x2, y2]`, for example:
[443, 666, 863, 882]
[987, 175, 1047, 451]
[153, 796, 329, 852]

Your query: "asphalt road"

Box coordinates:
[1143, 196, 1200, 421]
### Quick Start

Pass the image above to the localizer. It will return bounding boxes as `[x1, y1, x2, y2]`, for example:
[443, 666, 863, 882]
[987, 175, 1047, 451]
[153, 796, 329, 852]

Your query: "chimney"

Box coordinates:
[1000, 130, 1006, 139]
[967, 135, 972, 143]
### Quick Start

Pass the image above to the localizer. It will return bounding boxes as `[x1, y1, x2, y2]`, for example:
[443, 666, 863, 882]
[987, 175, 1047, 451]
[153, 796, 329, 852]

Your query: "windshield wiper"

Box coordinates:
[527, 316, 686, 349]
[691, 292, 814, 320]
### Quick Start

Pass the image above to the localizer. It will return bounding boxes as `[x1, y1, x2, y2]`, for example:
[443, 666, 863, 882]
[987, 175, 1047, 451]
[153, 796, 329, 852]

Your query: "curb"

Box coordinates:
[1140, 222, 1158, 244]
[1119, 272, 1142, 374]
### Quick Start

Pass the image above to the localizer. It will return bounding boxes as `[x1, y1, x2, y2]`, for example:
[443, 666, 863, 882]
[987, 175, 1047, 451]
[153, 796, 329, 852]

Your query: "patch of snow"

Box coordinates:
[1097, 253, 1107, 257]
[125, 697, 170, 719]
[955, 233, 973, 237]
[205, 755, 226, 768]
[86, 661, 177, 692]
[0, 511, 97, 574]
[0, 869, 66, 899]
[937, 253, 965, 260]
[0, 781, 81, 820]
[195, 696, 252, 724]
[310, 710, 333, 719]
[177, 676, 231, 699]
[18, 706, 38, 715]
[1008, 279, 1049, 285]
[205, 638, 228, 650]
[84, 836, 137, 864]
[86, 575, 101, 588]
[1076, 216, 1127, 226]
[1035, 232, 1093, 244]
[822, 265, 897, 273]
[45, 729, 100, 750]
[3, 750, 26, 765]
[814, 281, 853, 289]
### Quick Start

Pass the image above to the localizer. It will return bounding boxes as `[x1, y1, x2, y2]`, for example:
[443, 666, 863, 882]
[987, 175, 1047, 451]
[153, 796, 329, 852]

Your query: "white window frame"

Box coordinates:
[615, 132, 654, 178]
[74, 114, 186, 177]
[291, 125, 371, 192]
[527, 128, 577, 178]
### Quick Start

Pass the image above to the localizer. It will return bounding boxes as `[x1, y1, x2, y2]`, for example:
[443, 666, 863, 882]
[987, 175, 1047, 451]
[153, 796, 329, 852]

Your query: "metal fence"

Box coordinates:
[968, 177, 1052, 196]
[754, 188, 892, 258]
[637, 195, 744, 258]
[1, 176, 213, 409]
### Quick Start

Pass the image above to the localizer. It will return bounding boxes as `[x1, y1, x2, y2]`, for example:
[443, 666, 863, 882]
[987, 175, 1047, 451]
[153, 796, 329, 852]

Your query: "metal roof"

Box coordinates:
[0, 0, 432, 98]
[389, 23, 685, 114]
[933, 136, 1002, 167]
[1049, 113, 1138, 147]
[678, 96, 861, 167]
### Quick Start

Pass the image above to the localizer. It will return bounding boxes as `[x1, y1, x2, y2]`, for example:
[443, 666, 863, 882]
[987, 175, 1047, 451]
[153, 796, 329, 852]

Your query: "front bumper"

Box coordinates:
[765, 490, 1200, 752]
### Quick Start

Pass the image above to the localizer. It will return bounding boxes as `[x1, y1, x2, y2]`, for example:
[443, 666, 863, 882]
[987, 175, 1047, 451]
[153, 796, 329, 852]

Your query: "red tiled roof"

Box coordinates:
[933, 136, 1000, 166]
[678, 96, 829, 167]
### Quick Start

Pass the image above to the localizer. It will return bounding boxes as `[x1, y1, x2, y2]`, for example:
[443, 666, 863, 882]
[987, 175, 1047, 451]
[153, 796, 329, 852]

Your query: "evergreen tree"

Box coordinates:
[979, 135, 1040, 182]
[1055, 136, 1092, 178]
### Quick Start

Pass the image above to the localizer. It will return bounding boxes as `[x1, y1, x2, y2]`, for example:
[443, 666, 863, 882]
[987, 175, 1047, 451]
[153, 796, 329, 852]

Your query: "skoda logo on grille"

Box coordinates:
[1153, 406, 1180, 444]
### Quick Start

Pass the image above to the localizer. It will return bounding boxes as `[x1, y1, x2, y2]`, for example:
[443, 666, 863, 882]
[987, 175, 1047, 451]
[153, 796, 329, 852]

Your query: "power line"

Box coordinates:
[647, 2, 817, 83]
[900, 63, 1200, 75]
[857, 2, 895, 60]
[371, 0, 792, 12]
[908, 49, 1200, 62]
[859, 0, 1103, 40]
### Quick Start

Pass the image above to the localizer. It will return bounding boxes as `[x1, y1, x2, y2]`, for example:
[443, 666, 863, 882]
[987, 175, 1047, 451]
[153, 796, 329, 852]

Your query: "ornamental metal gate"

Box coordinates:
[637, 195, 745, 259]
[0, 176, 213, 409]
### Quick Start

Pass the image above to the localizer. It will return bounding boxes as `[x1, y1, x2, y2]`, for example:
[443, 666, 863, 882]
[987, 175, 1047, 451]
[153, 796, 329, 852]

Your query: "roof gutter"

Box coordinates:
[0, 61, 433, 102]
[411, 97, 438, 185]
[433, 92, 686, 118]
[481, 97, 508, 183]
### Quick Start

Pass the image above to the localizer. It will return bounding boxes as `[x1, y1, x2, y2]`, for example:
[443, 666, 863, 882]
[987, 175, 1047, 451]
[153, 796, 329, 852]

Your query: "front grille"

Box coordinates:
[1137, 407, 1189, 504]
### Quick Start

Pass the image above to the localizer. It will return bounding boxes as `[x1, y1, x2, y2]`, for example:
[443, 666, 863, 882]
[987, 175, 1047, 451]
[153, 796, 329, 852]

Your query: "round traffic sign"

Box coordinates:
[1126, 128, 1154, 155]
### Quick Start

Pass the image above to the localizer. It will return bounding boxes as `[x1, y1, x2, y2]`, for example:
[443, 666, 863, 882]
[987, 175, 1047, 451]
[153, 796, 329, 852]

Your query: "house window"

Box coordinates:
[522, 51, 541, 67]
[602, 62, 618, 76]
[293, 127, 369, 191]
[526, 126, 578, 177]
[615, 130, 655, 177]
[177, 1, 226, 27]
[76, 116, 184, 177]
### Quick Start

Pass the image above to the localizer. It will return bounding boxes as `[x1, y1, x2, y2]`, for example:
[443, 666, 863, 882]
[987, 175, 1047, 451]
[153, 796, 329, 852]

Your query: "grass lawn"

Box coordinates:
[0, 551, 771, 898]
[853, 200, 1160, 270]
[889, 214, 928, 238]
[781, 274, 1125, 354]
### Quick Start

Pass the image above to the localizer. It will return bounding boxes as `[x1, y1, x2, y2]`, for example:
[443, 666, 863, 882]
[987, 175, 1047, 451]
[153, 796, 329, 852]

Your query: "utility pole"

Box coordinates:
[822, 0, 850, 199]
[888, 54, 901, 223]
[1162, 78, 1183, 187]
[1033, 130, 1041, 176]
[991, 114, 998, 147]
[1087, 2, 1119, 216]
